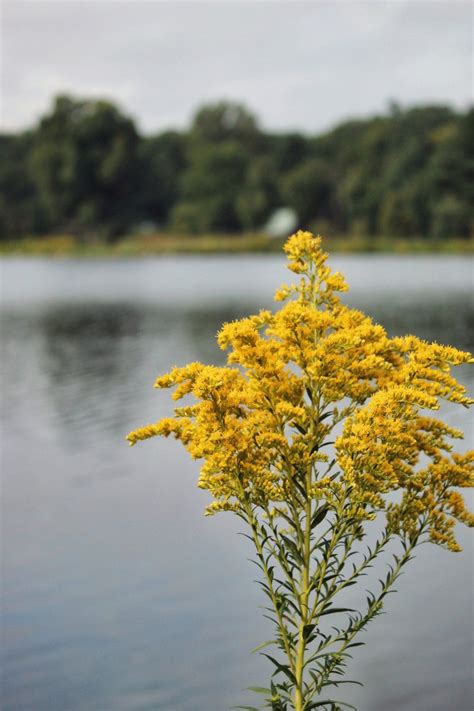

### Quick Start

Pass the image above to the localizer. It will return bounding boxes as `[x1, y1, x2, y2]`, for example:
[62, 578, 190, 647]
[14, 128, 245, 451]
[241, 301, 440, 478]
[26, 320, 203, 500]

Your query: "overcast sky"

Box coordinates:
[1, 0, 472, 135]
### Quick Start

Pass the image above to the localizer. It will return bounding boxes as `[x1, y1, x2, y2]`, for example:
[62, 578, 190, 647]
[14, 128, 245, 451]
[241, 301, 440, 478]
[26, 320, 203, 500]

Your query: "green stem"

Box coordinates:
[243, 499, 297, 678]
[294, 468, 313, 710]
[309, 518, 348, 621]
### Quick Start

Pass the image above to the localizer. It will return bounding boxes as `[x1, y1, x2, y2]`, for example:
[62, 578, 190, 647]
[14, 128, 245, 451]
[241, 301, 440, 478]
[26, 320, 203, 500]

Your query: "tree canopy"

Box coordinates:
[0, 96, 472, 241]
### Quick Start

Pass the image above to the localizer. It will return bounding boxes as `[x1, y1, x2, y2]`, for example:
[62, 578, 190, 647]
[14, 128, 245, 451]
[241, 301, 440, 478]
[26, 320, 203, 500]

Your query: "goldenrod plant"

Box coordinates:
[127, 231, 473, 711]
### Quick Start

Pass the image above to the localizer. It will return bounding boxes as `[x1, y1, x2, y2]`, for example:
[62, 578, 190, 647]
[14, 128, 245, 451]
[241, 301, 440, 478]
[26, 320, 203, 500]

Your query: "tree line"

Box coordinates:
[1, 95, 472, 241]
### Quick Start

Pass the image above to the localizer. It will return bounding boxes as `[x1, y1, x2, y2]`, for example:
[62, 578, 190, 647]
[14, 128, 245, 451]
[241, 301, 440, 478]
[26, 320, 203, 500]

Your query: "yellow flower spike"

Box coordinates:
[127, 231, 473, 708]
[274, 283, 291, 302]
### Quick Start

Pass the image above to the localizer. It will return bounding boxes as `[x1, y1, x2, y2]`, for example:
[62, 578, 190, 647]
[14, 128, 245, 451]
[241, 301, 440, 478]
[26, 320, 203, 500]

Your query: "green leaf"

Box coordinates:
[303, 623, 317, 642]
[319, 606, 355, 616]
[280, 534, 304, 564]
[262, 654, 297, 685]
[247, 686, 272, 695]
[251, 639, 276, 654]
[237, 532, 254, 543]
[321, 679, 364, 687]
[311, 505, 329, 529]
[306, 702, 357, 710]
[318, 440, 335, 449]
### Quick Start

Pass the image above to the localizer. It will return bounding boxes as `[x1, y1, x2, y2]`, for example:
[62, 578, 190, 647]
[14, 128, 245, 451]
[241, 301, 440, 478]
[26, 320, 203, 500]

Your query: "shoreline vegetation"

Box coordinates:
[1, 232, 473, 257]
[2, 97, 473, 250]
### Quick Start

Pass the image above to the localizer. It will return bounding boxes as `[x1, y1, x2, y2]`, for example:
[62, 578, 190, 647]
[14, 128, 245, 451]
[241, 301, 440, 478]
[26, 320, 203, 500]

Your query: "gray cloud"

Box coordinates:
[1, 0, 472, 134]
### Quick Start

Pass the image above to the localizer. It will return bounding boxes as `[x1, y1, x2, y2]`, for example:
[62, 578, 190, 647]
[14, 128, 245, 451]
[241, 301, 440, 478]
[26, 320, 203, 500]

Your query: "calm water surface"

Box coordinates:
[1, 255, 473, 711]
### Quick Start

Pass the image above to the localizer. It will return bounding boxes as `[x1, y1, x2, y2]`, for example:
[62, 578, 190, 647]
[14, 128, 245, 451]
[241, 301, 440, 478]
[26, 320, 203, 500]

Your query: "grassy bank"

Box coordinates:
[1, 232, 473, 257]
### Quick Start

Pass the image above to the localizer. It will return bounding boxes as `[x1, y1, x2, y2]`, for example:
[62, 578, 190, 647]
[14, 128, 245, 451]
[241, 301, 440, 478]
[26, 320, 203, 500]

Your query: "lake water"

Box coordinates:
[1, 254, 473, 711]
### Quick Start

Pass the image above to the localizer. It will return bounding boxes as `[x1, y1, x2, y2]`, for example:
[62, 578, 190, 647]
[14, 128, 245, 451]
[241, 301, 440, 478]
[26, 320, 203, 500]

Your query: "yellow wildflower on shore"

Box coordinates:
[127, 231, 472, 710]
[128, 230, 472, 548]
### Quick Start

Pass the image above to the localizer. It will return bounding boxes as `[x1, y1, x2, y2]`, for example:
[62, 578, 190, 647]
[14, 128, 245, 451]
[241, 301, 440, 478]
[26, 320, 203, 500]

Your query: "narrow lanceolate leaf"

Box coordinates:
[318, 440, 335, 449]
[311, 505, 329, 529]
[262, 654, 297, 685]
[318, 606, 355, 616]
[321, 679, 364, 687]
[294, 421, 307, 435]
[303, 623, 318, 642]
[246, 686, 272, 695]
[251, 639, 277, 654]
[345, 641, 365, 650]
[305, 701, 357, 709]
[279, 534, 304, 564]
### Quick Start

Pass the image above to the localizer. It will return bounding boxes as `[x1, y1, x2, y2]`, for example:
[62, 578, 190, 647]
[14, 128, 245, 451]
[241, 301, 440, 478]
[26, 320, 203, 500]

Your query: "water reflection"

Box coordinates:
[359, 294, 474, 351]
[40, 304, 143, 445]
[37, 303, 243, 448]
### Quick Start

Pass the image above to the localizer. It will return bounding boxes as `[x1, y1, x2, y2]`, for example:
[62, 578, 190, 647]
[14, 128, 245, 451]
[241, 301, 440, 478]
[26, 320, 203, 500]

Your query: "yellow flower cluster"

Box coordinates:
[127, 231, 473, 548]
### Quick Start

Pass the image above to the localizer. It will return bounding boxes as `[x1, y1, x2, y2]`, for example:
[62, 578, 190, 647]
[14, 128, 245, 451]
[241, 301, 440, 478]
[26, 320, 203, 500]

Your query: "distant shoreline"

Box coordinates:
[1, 233, 473, 257]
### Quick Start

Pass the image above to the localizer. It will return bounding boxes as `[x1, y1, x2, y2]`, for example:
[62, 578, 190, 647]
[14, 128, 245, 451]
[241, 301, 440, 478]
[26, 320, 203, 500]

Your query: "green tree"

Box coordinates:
[378, 186, 424, 237]
[0, 133, 43, 239]
[431, 194, 470, 239]
[269, 132, 310, 173]
[236, 156, 280, 230]
[30, 95, 140, 240]
[282, 158, 335, 228]
[191, 100, 262, 151]
[424, 115, 473, 237]
[171, 141, 249, 233]
[1, 95, 472, 243]
[139, 131, 187, 225]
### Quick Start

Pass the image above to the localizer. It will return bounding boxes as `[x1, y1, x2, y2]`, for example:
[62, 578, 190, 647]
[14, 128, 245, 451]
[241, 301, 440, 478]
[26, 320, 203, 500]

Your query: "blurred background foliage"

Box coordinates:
[0, 95, 472, 243]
